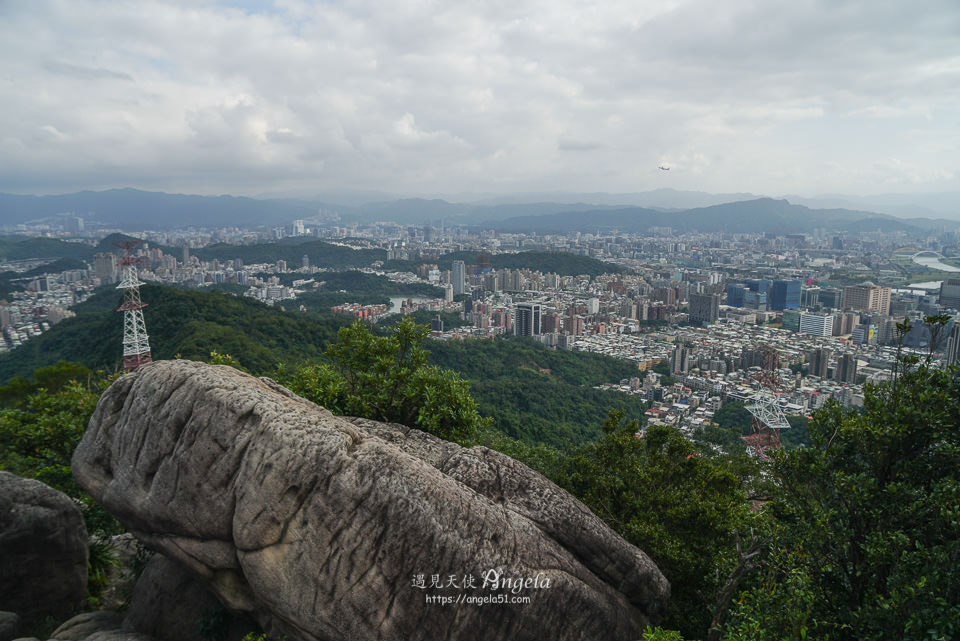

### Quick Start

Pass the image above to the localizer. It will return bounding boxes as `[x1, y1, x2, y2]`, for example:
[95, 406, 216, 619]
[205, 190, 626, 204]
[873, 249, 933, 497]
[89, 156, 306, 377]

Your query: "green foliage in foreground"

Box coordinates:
[277, 318, 486, 443]
[724, 362, 960, 641]
[0, 362, 121, 538]
[560, 413, 758, 638]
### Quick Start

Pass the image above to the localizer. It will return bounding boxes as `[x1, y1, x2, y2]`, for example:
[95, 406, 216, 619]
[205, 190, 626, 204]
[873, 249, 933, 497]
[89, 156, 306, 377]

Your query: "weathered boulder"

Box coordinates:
[73, 360, 669, 641]
[123, 555, 256, 641]
[49, 612, 123, 641]
[0, 473, 88, 624]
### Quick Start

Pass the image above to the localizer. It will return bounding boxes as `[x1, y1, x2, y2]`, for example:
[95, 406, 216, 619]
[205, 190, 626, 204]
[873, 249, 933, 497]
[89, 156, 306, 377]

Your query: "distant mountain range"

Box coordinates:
[490, 198, 958, 235]
[1, 188, 958, 234]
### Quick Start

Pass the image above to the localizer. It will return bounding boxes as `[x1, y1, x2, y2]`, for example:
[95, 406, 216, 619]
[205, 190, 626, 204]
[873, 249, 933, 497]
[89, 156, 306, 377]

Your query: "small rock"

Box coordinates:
[48, 612, 123, 641]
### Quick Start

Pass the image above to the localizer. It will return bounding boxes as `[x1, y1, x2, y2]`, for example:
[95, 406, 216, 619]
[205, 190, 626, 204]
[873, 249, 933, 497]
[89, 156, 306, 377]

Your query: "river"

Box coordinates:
[907, 256, 960, 289]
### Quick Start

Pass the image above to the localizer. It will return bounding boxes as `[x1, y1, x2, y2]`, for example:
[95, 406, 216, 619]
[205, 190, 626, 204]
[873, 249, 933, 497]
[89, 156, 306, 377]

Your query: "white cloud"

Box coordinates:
[0, 0, 958, 197]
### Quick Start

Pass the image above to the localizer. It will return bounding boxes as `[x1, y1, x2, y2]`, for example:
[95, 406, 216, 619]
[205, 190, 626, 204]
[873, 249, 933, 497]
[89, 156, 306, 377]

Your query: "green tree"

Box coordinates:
[725, 360, 960, 640]
[555, 411, 757, 639]
[0, 367, 120, 537]
[278, 318, 486, 443]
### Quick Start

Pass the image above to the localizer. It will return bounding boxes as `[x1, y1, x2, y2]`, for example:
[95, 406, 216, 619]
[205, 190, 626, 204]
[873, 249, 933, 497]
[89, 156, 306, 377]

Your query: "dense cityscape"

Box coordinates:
[3, 208, 959, 449]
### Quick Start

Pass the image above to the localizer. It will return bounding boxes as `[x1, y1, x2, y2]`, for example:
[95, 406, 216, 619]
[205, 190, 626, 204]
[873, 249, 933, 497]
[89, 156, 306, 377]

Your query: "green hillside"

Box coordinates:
[0, 236, 97, 261]
[428, 336, 647, 447]
[0, 285, 351, 380]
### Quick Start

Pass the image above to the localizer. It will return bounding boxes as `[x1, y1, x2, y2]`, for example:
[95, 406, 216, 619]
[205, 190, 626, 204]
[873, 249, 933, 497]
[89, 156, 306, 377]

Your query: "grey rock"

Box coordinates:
[0, 473, 88, 624]
[10, 637, 40, 641]
[94, 534, 147, 612]
[0, 612, 20, 641]
[123, 555, 255, 641]
[73, 360, 669, 641]
[84, 632, 157, 641]
[49, 612, 123, 641]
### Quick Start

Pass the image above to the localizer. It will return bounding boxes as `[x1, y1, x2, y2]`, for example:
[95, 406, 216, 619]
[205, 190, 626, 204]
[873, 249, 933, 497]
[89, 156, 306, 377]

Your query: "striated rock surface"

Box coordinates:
[0, 473, 88, 624]
[73, 360, 669, 641]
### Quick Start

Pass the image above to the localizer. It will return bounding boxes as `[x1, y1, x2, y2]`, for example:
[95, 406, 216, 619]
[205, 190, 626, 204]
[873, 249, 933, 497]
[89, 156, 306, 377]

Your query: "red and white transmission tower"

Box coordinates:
[116, 240, 152, 371]
[740, 344, 790, 460]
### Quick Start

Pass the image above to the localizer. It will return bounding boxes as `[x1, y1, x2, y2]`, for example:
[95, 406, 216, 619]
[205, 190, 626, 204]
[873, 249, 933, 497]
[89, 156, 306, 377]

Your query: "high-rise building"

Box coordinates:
[745, 279, 771, 295]
[451, 260, 466, 296]
[819, 288, 842, 309]
[93, 252, 117, 283]
[808, 347, 832, 379]
[799, 313, 834, 337]
[939, 278, 960, 310]
[801, 287, 821, 309]
[945, 321, 960, 367]
[65, 215, 84, 234]
[671, 343, 692, 374]
[726, 284, 746, 307]
[770, 280, 801, 310]
[842, 282, 891, 314]
[514, 303, 542, 336]
[689, 293, 720, 326]
[744, 290, 768, 311]
[834, 354, 858, 383]
[542, 311, 562, 333]
[782, 310, 801, 332]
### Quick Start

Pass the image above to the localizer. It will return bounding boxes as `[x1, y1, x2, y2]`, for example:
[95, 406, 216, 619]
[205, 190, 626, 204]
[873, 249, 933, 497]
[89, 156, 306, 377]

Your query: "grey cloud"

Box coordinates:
[558, 139, 604, 152]
[42, 60, 133, 81]
[0, 0, 958, 197]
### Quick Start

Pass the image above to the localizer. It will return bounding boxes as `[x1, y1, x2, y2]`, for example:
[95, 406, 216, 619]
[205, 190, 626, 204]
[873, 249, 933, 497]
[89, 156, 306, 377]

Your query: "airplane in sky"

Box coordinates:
[658, 165, 670, 171]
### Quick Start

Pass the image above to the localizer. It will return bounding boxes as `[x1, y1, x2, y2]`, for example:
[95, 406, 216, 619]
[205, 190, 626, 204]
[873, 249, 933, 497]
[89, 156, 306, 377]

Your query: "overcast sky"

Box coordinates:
[1, 0, 958, 199]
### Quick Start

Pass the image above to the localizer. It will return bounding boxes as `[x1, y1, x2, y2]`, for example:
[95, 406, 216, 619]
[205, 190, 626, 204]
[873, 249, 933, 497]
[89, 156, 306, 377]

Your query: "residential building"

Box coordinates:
[514, 303, 542, 336]
[842, 282, 891, 314]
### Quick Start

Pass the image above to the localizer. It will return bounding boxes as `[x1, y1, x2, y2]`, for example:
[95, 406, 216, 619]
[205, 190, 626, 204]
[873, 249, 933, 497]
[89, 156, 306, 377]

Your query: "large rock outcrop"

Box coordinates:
[73, 360, 669, 641]
[0, 472, 88, 624]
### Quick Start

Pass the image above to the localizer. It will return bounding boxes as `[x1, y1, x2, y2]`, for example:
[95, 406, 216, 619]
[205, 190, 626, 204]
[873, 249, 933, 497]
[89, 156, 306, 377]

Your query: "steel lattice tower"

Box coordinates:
[116, 241, 152, 371]
[740, 344, 790, 460]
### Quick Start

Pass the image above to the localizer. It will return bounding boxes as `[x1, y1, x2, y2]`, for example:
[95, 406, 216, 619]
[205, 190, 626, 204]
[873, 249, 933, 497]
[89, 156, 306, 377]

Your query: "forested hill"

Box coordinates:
[0, 285, 352, 381]
[428, 337, 648, 446]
